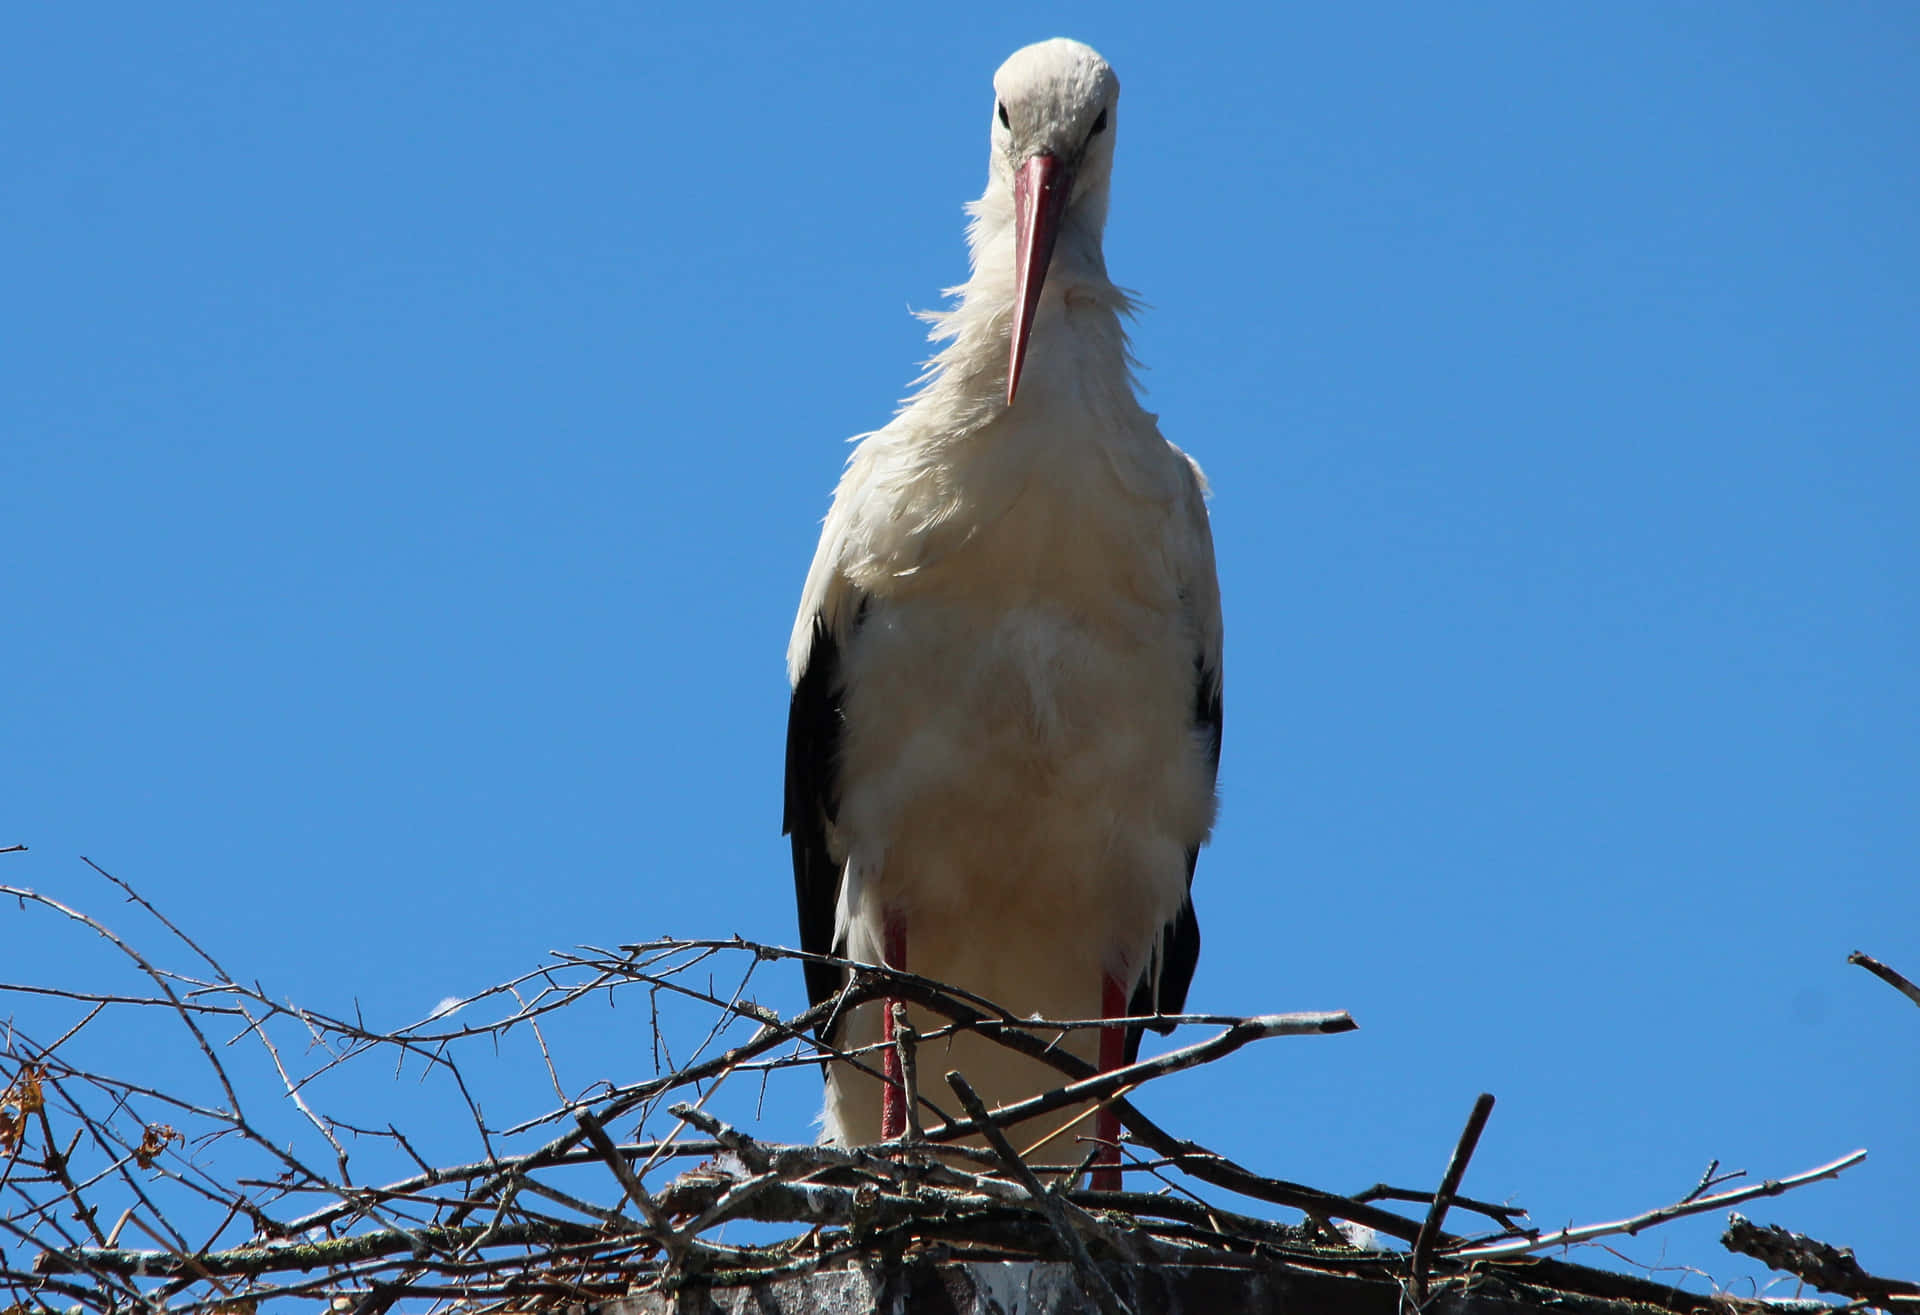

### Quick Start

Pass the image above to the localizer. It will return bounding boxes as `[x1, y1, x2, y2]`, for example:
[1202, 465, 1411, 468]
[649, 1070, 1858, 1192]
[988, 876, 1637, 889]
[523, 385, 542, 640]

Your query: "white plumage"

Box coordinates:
[784, 38, 1222, 1182]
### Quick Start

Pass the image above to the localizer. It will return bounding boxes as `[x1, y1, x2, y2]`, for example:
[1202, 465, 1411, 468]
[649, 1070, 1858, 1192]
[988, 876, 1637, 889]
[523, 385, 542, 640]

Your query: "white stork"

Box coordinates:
[784, 38, 1222, 1190]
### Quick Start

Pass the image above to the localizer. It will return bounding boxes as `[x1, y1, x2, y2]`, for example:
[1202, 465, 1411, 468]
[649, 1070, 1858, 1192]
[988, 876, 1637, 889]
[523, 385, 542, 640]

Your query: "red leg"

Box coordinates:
[1091, 975, 1126, 1191]
[879, 915, 907, 1140]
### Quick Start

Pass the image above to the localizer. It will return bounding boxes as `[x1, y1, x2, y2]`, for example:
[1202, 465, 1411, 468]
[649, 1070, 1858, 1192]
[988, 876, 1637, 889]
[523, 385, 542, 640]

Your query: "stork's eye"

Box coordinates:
[1089, 107, 1108, 137]
[997, 101, 1011, 129]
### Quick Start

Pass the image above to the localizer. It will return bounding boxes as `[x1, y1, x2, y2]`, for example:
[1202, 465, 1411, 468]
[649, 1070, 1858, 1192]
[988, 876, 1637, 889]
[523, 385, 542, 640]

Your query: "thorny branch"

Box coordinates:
[0, 867, 1899, 1315]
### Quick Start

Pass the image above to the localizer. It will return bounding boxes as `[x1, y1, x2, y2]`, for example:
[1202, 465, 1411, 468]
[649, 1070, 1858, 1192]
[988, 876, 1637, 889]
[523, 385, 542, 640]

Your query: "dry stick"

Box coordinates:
[84, 860, 232, 982]
[798, 986, 1413, 1240]
[509, 983, 568, 1105]
[945, 1071, 1133, 1315]
[1071, 1188, 1336, 1257]
[199, 981, 494, 1149]
[453, 1014, 787, 1220]
[834, 991, 1428, 1244]
[0, 983, 249, 1013]
[274, 1141, 731, 1237]
[1448, 1149, 1867, 1261]
[668, 1105, 775, 1174]
[673, 957, 764, 1097]
[496, 1175, 642, 1236]
[82, 862, 357, 1184]
[923, 1012, 1354, 1146]
[1722, 1213, 1920, 1305]
[676, 1170, 787, 1241]
[1679, 1157, 1737, 1204]
[862, 1011, 1426, 1242]
[632, 1035, 760, 1191]
[573, 1108, 679, 1260]
[499, 957, 881, 1134]
[1017, 1079, 1141, 1169]
[1067, 1043, 1872, 1290]
[0, 885, 326, 1192]
[494, 947, 1319, 1148]
[474, 957, 995, 1198]
[892, 1003, 926, 1145]
[24, 1079, 108, 1247]
[666, 1105, 1010, 1206]
[1351, 1182, 1527, 1232]
[31, 1056, 201, 1257]
[1848, 950, 1920, 1011]
[1114, 1110, 1475, 1248]
[1409, 1092, 1496, 1307]
[21, 1002, 110, 1063]
[33, 1220, 607, 1278]
[0, 1197, 145, 1310]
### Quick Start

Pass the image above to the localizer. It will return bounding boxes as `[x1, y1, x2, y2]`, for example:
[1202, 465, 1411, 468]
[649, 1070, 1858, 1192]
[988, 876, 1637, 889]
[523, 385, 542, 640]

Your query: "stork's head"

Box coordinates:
[988, 39, 1120, 406]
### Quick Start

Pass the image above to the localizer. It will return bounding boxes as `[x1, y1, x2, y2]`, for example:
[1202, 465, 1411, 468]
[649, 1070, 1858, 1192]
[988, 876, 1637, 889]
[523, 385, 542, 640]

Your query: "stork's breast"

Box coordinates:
[837, 592, 1212, 957]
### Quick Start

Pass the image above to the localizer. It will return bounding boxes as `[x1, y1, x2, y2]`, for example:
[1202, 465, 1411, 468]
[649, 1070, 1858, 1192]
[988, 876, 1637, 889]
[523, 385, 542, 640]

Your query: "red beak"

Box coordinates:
[1008, 153, 1073, 407]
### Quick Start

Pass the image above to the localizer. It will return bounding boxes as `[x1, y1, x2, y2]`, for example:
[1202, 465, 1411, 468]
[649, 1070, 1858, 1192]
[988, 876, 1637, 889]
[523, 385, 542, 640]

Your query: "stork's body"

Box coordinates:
[785, 39, 1222, 1185]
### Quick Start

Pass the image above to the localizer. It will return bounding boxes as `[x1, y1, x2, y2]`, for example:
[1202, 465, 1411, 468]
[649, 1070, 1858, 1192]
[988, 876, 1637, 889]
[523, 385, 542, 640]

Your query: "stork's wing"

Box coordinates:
[1123, 653, 1221, 1062]
[785, 435, 884, 1027]
[1124, 452, 1223, 1064]
[785, 612, 849, 1014]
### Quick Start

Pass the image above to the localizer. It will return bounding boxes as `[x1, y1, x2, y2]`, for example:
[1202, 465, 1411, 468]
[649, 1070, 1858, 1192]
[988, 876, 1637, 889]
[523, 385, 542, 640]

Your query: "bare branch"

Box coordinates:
[1448, 1150, 1868, 1261]
[945, 1070, 1133, 1315]
[1722, 1213, 1920, 1305]
[922, 1011, 1355, 1146]
[1410, 1092, 1496, 1304]
[1849, 950, 1920, 1011]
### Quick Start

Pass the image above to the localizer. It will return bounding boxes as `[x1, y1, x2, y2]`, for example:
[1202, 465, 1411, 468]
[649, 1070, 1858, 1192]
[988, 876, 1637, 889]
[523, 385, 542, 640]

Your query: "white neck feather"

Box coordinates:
[901, 178, 1144, 433]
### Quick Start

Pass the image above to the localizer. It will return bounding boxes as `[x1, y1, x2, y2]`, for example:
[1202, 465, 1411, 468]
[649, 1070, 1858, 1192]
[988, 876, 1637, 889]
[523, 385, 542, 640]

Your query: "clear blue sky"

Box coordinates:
[6, 3, 1915, 1294]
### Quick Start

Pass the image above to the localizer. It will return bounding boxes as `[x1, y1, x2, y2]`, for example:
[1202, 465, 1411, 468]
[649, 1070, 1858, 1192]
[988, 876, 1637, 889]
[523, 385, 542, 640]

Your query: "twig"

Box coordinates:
[665, 1105, 773, 1174]
[1722, 1213, 1920, 1305]
[573, 1109, 676, 1250]
[1449, 1149, 1867, 1260]
[1848, 951, 1920, 1011]
[945, 1070, 1132, 1315]
[1679, 1158, 1741, 1204]
[33, 1220, 605, 1277]
[924, 1012, 1354, 1145]
[892, 1002, 926, 1145]
[1080, 1094, 1438, 1244]
[20, 1070, 109, 1247]
[1409, 1092, 1496, 1305]
[1350, 1182, 1527, 1232]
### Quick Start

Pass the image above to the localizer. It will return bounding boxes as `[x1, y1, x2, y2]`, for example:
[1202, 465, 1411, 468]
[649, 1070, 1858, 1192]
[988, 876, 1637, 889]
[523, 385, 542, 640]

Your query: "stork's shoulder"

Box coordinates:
[1169, 441, 1216, 549]
[1159, 437, 1223, 648]
[1108, 415, 1214, 541]
[787, 415, 949, 682]
[1159, 436, 1211, 512]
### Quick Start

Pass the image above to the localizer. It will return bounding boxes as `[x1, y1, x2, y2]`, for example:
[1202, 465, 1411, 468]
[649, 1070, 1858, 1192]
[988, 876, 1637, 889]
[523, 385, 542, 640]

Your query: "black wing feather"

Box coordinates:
[1123, 653, 1222, 1064]
[784, 614, 849, 1014]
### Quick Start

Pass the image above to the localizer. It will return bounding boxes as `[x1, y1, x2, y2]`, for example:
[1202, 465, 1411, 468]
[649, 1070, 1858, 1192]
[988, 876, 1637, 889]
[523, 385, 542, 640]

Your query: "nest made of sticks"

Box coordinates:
[1, 856, 1911, 1315]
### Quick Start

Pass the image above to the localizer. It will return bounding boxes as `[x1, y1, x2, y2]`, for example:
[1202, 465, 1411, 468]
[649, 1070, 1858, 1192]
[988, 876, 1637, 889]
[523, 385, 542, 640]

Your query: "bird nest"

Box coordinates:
[1, 858, 1911, 1315]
